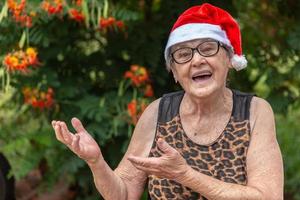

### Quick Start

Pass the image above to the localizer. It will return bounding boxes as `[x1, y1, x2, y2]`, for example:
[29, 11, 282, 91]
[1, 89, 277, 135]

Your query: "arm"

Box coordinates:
[52, 98, 160, 200]
[128, 97, 284, 200]
[95, 98, 160, 199]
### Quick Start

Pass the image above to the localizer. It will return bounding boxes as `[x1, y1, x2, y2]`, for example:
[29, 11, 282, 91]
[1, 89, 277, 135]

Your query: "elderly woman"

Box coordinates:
[52, 3, 283, 200]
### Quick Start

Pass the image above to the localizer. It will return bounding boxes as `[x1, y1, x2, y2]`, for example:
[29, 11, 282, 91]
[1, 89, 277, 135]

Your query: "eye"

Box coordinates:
[174, 48, 192, 59]
[199, 42, 218, 55]
[178, 51, 190, 58]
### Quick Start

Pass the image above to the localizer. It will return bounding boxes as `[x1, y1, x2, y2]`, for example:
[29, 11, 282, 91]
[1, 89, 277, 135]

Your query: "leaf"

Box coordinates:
[96, 4, 102, 27]
[82, 0, 90, 28]
[18, 30, 26, 49]
[0, 2, 8, 23]
[103, 0, 108, 18]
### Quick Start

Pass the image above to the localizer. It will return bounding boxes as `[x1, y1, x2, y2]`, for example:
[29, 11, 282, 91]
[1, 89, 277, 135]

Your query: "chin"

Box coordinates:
[188, 84, 222, 99]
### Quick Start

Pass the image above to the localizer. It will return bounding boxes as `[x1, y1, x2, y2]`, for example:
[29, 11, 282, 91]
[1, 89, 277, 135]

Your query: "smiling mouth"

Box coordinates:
[192, 73, 212, 82]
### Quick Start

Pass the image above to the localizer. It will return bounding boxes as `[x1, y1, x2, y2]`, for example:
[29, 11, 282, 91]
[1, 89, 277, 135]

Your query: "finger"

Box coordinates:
[51, 120, 56, 127]
[131, 163, 161, 175]
[60, 122, 74, 145]
[157, 138, 176, 155]
[54, 123, 64, 142]
[128, 156, 159, 168]
[71, 134, 81, 153]
[71, 117, 87, 133]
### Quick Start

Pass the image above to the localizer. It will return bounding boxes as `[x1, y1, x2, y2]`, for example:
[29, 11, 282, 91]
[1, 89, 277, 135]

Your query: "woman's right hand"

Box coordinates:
[52, 117, 103, 165]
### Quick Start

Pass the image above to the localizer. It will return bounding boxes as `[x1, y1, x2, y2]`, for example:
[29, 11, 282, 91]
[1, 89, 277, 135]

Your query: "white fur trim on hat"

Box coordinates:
[231, 54, 247, 71]
[164, 23, 232, 60]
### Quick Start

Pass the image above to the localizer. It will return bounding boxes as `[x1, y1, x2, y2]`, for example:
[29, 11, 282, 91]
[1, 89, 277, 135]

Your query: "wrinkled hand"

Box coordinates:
[52, 117, 102, 165]
[127, 138, 188, 181]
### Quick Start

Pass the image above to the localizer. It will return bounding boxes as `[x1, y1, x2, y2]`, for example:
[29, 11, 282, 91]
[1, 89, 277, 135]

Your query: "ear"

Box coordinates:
[221, 55, 233, 71]
[228, 61, 234, 69]
[223, 48, 234, 70]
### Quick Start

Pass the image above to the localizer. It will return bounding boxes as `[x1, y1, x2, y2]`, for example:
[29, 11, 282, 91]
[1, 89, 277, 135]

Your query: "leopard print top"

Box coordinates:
[148, 90, 253, 200]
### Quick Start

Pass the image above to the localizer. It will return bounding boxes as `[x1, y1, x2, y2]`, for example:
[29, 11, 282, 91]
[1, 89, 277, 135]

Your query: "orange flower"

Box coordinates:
[124, 65, 150, 87]
[3, 47, 40, 72]
[127, 99, 148, 125]
[137, 67, 149, 83]
[99, 17, 125, 31]
[130, 65, 139, 72]
[69, 8, 85, 22]
[115, 20, 125, 29]
[99, 17, 115, 29]
[41, 0, 64, 15]
[26, 47, 39, 65]
[127, 99, 137, 124]
[144, 84, 154, 97]
[7, 0, 33, 27]
[22, 87, 54, 110]
[73, 0, 82, 6]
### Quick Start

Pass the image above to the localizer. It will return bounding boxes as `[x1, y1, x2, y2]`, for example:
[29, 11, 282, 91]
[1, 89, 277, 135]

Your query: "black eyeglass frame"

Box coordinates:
[170, 41, 225, 64]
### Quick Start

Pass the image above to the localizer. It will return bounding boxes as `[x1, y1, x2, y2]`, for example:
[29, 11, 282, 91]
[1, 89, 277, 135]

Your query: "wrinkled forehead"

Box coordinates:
[170, 38, 216, 52]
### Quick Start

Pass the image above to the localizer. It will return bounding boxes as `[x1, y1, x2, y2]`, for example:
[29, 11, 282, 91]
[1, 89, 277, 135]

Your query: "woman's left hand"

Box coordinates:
[127, 138, 189, 181]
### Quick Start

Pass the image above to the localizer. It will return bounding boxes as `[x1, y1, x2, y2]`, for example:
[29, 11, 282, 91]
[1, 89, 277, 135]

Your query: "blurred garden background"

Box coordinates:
[0, 0, 299, 199]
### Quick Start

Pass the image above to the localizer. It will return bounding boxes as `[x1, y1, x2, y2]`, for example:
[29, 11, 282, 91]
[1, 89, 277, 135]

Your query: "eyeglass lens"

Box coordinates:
[172, 41, 219, 64]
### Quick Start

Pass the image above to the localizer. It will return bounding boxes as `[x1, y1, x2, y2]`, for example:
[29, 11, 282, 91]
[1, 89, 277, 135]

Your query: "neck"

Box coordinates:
[181, 87, 232, 117]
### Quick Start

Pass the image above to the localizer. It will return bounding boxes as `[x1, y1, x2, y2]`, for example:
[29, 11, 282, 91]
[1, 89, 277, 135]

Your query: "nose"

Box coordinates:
[191, 49, 206, 67]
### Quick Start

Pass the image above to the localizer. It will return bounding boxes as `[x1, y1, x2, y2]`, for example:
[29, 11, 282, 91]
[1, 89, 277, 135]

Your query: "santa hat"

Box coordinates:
[164, 3, 247, 71]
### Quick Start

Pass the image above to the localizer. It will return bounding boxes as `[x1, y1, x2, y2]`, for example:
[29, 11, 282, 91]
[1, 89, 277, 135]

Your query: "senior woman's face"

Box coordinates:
[170, 38, 231, 98]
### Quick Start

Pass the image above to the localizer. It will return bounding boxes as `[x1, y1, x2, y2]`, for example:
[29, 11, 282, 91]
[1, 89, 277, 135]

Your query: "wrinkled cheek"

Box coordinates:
[179, 79, 188, 88]
[216, 72, 228, 86]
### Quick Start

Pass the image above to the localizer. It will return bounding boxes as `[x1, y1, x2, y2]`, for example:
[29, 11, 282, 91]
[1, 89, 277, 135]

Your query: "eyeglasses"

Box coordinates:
[171, 41, 223, 64]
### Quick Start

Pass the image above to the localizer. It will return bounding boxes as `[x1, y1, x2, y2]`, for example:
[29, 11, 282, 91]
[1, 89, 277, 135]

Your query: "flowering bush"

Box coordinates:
[0, 0, 148, 198]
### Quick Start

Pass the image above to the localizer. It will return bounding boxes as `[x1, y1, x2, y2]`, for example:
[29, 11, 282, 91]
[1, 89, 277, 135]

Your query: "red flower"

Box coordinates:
[22, 87, 55, 110]
[127, 99, 137, 124]
[73, 0, 82, 6]
[127, 99, 148, 125]
[3, 47, 40, 72]
[7, 0, 33, 27]
[144, 84, 154, 97]
[99, 17, 115, 29]
[69, 8, 85, 22]
[116, 20, 125, 29]
[99, 17, 125, 31]
[41, 0, 64, 15]
[124, 65, 150, 87]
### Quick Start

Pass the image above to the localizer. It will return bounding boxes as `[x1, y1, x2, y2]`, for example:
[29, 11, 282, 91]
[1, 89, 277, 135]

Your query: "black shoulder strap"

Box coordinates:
[158, 90, 184, 123]
[232, 89, 254, 121]
[158, 89, 253, 122]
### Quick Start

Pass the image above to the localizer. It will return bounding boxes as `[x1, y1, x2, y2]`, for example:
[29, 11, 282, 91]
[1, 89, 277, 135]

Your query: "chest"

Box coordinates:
[148, 115, 251, 200]
[180, 112, 231, 145]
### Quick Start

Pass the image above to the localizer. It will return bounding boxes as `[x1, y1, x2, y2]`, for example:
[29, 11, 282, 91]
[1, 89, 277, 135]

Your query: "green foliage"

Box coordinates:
[0, 0, 300, 199]
[276, 107, 300, 200]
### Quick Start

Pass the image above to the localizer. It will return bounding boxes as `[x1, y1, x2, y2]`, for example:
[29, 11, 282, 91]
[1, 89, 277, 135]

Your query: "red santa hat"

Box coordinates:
[165, 3, 247, 71]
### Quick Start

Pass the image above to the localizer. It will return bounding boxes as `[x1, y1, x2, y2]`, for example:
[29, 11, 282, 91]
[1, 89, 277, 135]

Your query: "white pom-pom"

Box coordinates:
[231, 54, 247, 71]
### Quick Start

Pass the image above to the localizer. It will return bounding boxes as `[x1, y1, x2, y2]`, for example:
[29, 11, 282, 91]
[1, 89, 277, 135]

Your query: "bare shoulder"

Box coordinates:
[127, 98, 161, 155]
[133, 97, 161, 141]
[249, 96, 275, 133]
[119, 97, 161, 160]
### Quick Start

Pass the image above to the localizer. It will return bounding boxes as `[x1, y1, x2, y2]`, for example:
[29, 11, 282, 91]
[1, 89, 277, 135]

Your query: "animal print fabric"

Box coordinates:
[148, 90, 253, 200]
